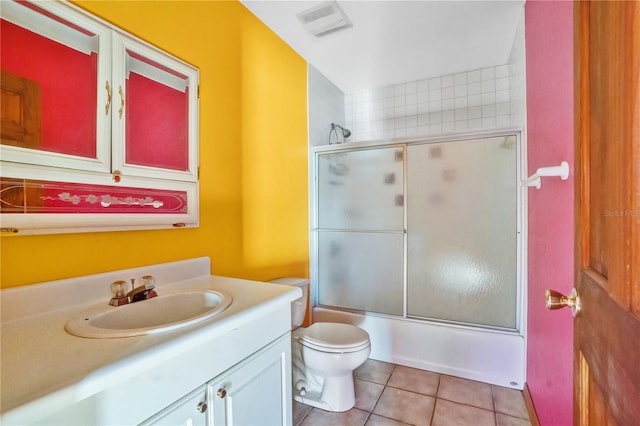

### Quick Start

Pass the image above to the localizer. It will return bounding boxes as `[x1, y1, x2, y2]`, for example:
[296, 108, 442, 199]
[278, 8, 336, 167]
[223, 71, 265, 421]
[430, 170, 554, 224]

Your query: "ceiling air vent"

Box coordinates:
[297, 1, 352, 37]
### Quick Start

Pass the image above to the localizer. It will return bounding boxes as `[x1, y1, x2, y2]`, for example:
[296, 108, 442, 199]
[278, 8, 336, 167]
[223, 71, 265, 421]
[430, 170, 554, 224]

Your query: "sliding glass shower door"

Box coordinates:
[406, 136, 518, 329]
[314, 134, 520, 330]
[316, 147, 405, 316]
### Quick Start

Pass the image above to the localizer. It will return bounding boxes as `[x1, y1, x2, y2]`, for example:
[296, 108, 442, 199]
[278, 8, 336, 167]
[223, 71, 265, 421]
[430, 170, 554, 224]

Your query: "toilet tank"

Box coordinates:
[269, 278, 308, 329]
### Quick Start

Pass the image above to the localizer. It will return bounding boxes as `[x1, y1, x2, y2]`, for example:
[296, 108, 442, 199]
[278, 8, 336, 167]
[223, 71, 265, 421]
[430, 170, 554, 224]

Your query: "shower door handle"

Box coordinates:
[545, 288, 581, 317]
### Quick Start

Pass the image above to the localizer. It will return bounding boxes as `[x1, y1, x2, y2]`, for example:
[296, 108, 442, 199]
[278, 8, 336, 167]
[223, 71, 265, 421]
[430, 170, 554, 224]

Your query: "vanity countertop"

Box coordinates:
[0, 257, 301, 425]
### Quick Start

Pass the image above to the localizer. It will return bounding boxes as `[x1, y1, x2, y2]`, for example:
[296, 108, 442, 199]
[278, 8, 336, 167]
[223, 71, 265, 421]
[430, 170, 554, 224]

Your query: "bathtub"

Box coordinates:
[313, 306, 525, 389]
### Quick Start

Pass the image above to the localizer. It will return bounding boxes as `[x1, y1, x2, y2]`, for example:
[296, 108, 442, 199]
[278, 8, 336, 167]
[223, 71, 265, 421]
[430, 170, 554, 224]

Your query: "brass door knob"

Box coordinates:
[545, 288, 580, 317]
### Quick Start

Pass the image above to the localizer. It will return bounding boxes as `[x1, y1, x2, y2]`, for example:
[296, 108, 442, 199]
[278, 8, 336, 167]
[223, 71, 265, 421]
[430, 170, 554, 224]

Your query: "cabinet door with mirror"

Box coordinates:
[0, 0, 199, 234]
[0, 0, 112, 173]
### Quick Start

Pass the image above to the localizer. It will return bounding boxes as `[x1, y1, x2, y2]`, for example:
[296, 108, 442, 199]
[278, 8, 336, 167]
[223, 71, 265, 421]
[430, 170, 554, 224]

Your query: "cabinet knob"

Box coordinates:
[196, 401, 207, 413]
[217, 387, 227, 399]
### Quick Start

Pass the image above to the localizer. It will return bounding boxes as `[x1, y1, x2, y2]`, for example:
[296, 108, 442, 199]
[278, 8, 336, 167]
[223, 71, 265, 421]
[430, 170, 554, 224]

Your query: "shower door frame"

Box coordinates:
[308, 127, 528, 387]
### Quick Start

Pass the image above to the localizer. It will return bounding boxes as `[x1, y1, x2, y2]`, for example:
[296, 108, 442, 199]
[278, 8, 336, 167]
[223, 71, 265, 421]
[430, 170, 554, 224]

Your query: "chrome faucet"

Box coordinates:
[109, 275, 158, 306]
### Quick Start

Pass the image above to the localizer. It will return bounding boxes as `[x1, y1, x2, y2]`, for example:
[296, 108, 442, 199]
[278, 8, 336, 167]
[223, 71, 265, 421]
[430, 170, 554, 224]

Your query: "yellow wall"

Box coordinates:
[0, 1, 309, 288]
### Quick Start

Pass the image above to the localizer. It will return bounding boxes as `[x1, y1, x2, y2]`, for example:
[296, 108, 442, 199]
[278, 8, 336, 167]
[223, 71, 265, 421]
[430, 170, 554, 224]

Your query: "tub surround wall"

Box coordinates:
[525, 2, 574, 425]
[344, 65, 513, 142]
[509, 11, 527, 128]
[308, 65, 346, 146]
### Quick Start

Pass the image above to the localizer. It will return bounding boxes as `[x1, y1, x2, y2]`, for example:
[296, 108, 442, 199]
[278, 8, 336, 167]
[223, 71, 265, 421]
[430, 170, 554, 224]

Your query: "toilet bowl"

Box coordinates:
[270, 278, 371, 412]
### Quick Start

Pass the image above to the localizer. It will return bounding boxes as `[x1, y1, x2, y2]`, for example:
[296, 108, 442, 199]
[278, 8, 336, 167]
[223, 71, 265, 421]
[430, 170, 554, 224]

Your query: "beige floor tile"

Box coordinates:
[355, 359, 396, 384]
[496, 412, 533, 426]
[300, 407, 369, 426]
[355, 379, 385, 412]
[373, 387, 435, 426]
[387, 365, 440, 396]
[492, 386, 529, 420]
[365, 414, 411, 426]
[432, 398, 495, 426]
[293, 399, 313, 426]
[438, 375, 494, 410]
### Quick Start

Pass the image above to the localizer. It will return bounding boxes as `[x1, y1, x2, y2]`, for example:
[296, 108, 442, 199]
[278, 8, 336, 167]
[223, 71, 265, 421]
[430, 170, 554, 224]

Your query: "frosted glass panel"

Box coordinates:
[317, 147, 404, 230]
[407, 136, 518, 328]
[317, 231, 404, 315]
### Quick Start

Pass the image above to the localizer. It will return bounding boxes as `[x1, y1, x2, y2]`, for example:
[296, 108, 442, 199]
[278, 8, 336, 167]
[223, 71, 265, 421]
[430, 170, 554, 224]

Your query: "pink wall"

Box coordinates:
[525, 2, 574, 425]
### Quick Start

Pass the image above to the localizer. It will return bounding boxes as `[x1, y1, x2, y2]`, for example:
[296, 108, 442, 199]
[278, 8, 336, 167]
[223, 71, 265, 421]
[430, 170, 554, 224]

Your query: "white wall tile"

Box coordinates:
[442, 86, 455, 100]
[468, 82, 482, 95]
[496, 64, 510, 78]
[469, 118, 482, 129]
[496, 89, 510, 103]
[454, 72, 467, 85]
[454, 97, 468, 109]
[482, 117, 496, 127]
[482, 104, 496, 117]
[454, 84, 468, 98]
[429, 89, 442, 101]
[428, 77, 442, 90]
[442, 110, 455, 123]
[455, 108, 468, 121]
[468, 95, 482, 108]
[469, 106, 482, 119]
[496, 77, 510, 91]
[455, 120, 468, 130]
[481, 67, 496, 81]
[481, 79, 496, 93]
[467, 69, 481, 83]
[442, 99, 455, 110]
[341, 58, 520, 142]
[442, 75, 454, 87]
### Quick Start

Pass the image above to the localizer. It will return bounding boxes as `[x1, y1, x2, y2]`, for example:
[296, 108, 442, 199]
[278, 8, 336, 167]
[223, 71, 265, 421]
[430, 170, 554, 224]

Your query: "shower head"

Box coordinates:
[331, 123, 351, 138]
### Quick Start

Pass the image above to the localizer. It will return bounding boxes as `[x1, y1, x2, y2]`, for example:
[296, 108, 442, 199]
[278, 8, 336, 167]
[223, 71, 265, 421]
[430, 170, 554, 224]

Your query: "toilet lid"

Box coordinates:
[297, 322, 370, 352]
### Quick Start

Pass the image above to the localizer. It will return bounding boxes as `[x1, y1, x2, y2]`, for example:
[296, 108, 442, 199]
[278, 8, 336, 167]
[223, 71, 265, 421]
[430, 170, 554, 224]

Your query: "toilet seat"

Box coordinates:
[295, 322, 370, 353]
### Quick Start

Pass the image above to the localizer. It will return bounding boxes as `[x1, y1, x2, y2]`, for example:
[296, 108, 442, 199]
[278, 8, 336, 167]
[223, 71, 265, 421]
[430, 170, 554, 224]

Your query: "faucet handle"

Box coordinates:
[140, 275, 155, 289]
[109, 280, 129, 306]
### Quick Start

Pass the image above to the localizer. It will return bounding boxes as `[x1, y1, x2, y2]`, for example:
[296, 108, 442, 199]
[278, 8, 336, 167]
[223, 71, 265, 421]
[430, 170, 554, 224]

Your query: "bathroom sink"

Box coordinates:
[65, 290, 233, 338]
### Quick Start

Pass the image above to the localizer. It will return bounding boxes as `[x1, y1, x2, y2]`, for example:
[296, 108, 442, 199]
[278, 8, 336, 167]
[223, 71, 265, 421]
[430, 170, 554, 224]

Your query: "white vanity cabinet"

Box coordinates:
[0, 0, 199, 233]
[208, 334, 291, 426]
[0, 259, 300, 426]
[141, 386, 208, 426]
[141, 334, 292, 426]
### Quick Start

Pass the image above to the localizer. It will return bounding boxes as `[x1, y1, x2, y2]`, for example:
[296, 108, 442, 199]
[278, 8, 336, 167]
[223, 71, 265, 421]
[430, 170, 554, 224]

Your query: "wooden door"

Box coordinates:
[574, 1, 640, 425]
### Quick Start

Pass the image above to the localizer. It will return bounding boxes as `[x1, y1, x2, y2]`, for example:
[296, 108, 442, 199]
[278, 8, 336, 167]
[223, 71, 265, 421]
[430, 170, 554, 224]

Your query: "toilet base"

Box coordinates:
[293, 374, 356, 412]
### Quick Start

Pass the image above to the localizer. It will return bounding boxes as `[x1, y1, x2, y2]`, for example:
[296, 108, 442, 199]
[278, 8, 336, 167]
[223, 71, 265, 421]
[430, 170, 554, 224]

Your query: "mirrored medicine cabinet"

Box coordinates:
[0, 0, 200, 235]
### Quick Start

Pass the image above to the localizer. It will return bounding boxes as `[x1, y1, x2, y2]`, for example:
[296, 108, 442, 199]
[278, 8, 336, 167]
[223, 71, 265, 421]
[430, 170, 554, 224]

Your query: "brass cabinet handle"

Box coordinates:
[118, 85, 125, 119]
[105, 81, 112, 115]
[196, 401, 208, 413]
[545, 288, 581, 317]
[217, 387, 227, 398]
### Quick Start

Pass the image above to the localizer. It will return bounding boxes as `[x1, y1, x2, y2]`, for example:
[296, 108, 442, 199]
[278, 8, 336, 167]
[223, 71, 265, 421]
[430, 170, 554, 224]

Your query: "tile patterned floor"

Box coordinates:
[293, 359, 532, 426]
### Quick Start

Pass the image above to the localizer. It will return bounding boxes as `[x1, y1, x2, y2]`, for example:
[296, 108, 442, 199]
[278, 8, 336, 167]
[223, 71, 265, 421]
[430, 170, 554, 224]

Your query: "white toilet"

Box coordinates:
[271, 278, 371, 412]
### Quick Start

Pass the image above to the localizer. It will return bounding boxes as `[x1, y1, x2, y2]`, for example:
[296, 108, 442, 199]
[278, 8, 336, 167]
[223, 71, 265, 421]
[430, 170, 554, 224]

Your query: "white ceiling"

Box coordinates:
[241, 1, 525, 93]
